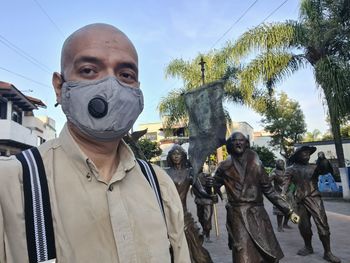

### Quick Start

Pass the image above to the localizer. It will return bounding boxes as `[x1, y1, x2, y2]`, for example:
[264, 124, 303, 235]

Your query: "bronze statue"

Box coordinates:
[315, 151, 334, 176]
[269, 159, 292, 232]
[212, 132, 299, 263]
[284, 146, 341, 263]
[195, 172, 214, 242]
[165, 145, 213, 263]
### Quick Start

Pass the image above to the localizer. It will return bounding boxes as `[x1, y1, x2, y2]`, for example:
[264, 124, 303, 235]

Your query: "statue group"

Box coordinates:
[165, 131, 341, 263]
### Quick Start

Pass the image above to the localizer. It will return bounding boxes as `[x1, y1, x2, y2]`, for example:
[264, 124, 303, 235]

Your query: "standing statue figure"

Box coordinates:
[165, 145, 214, 263]
[269, 159, 292, 232]
[195, 172, 214, 242]
[212, 132, 299, 263]
[284, 146, 341, 263]
[315, 151, 338, 192]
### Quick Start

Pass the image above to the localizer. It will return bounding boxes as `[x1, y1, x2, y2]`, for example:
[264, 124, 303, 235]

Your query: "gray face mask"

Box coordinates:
[61, 76, 144, 141]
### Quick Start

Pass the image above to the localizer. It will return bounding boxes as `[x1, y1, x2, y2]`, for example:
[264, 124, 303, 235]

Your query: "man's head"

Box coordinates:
[289, 146, 317, 165]
[52, 23, 143, 142]
[226, 132, 249, 157]
[53, 23, 139, 104]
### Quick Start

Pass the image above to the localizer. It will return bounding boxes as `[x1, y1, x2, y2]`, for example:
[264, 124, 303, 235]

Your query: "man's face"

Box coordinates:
[53, 25, 139, 104]
[230, 133, 247, 156]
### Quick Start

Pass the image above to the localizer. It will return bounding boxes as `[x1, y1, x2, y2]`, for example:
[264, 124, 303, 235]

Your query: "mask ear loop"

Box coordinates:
[54, 74, 65, 107]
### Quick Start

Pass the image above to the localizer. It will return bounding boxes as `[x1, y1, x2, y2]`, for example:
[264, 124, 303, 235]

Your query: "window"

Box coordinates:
[11, 110, 22, 124]
[0, 99, 7, 119]
[37, 136, 46, 146]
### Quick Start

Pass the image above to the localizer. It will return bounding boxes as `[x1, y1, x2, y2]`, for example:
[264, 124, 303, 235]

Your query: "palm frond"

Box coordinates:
[224, 21, 308, 61]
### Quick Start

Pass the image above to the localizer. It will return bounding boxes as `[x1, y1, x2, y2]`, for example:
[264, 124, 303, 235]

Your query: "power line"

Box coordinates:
[32, 0, 65, 38]
[209, 0, 259, 50]
[0, 66, 51, 88]
[0, 34, 52, 73]
[260, 0, 290, 24]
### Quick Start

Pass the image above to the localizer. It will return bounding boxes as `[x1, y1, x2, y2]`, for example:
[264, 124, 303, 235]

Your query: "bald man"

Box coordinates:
[0, 24, 190, 263]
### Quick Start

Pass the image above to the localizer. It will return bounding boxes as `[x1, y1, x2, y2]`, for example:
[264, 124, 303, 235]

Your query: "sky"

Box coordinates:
[0, 0, 330, 135]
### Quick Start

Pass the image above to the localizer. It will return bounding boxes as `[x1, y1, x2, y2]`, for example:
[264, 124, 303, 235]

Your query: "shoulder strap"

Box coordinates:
[136, 159, 165, 220]
[16, 147, 56, 263]
[136, 159, 174, 262]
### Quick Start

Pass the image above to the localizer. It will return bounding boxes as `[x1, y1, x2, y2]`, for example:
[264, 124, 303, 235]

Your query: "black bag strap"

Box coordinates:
[136, 159, 165, 220]
[16, 147, 56, 263]
[136, 159, 174, 262]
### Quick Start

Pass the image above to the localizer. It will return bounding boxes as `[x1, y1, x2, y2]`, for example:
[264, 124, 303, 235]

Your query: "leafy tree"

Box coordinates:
[219, 0, 350, 167]
[303, 129, 322, 142]
[251, 145, 276, 168]
[138, 139, 162, 162]
[261, 92, 307, 159]
[159, 52, 269, 127]
[340, 122, 350, 138]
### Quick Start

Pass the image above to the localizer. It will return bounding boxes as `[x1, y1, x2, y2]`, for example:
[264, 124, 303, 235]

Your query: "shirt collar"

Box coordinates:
[59, 123, 136, 179]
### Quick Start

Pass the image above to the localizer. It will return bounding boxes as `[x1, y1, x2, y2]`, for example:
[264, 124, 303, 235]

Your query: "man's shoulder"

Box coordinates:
[0, 155, 22, 191]
[36, 138, 61, 156]
[151, 164, 174, 187]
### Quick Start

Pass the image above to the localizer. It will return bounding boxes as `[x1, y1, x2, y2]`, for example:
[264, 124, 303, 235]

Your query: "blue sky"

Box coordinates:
[0, 0, 329, 134]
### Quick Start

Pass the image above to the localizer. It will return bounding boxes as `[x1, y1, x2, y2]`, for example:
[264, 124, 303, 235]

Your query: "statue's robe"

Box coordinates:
[215, 149, 292, 262]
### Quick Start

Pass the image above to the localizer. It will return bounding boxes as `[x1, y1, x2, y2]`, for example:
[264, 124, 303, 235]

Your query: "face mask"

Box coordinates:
[61, 76, 144, 141]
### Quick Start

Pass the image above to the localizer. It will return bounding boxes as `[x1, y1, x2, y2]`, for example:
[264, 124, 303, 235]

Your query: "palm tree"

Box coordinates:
[222, 0, 350, 167]
[159, 51, 269, 128]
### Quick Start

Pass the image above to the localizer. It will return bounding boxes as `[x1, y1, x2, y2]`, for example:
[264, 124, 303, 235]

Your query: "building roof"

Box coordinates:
[0, 81, 45, 111]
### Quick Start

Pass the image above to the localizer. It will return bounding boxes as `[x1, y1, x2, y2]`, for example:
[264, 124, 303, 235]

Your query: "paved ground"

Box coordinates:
[187, 196, 350, 262]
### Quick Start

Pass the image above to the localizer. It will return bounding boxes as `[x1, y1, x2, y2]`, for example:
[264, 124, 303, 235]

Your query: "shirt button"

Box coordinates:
[108, 185, 114, 191]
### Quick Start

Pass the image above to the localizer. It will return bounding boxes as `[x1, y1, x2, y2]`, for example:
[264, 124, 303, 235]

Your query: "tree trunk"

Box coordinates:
[327, 96, 346, 168]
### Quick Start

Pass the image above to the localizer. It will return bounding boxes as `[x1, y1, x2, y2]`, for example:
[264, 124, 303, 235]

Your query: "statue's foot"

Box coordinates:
[323, 252, 341, 263]
[277, 226, 284, 232]
[297, 247, 314, 256]
[283, 224, 292, 229]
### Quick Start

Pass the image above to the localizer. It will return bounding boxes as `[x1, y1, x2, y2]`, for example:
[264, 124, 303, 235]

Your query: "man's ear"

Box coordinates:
[52, 72, 63, 105]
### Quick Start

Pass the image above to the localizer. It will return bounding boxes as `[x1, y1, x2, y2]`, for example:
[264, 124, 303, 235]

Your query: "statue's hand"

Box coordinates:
[289, 212, 300, 224]
[211, 194, 219, 203]
[204, 177, 215, 188]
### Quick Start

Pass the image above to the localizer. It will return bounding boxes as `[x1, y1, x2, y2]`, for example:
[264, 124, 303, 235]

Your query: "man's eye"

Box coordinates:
[118, 71, 137, 85]
[79, 67, 96, 75]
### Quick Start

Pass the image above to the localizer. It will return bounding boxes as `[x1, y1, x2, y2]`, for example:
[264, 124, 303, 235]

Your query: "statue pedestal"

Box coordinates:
[339, 167, 350, 200]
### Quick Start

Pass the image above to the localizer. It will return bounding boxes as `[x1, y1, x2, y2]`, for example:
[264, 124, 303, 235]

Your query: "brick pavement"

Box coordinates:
[187, 195, 350, 263]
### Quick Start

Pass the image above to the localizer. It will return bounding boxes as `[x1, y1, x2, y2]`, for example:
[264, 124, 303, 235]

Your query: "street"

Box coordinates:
[187, 196, 350, 262]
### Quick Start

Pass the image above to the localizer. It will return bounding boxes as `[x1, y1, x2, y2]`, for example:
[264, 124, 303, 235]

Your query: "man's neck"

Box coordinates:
[68, 124, 120, 183]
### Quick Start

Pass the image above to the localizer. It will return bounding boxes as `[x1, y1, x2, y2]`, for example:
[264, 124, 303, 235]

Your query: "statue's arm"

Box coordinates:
[260, 166, 293, 216]
[189, 170, 213, 199]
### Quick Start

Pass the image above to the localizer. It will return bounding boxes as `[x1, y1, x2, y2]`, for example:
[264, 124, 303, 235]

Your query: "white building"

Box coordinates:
[0, 81, 56, 156]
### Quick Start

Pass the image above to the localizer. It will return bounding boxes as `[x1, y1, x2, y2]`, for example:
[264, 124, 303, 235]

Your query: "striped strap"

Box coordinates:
[16, 148, 56, 263]
[136, 159, 165, 220]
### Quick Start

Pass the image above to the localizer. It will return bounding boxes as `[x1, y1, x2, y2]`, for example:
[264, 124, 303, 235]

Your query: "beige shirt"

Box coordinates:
[0, 125, 190, 263]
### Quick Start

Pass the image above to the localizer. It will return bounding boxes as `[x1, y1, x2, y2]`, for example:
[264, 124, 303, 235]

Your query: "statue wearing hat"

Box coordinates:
[284, 146, 341, 263]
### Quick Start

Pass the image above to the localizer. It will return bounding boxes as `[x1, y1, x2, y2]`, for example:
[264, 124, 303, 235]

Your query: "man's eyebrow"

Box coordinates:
[73, 56, 103, 67]
[116, 62, 138, 74]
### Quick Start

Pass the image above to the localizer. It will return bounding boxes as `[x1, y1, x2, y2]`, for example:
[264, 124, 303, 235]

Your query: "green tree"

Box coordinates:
[261, 92, 307, 159]
[138, 139, 162, 162]
[303, 129, 322, 142]
[159, 52, 269, 127]
[221, 0, 350, 167]
[251, 145, 276, 168]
